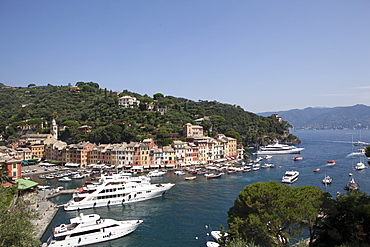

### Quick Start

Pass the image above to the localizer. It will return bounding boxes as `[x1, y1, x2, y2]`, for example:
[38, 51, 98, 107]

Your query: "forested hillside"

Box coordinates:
[0, 82, 298, 146]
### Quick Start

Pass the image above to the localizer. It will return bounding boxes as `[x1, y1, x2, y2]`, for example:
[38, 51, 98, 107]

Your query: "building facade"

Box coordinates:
[118, 96, 140, 108]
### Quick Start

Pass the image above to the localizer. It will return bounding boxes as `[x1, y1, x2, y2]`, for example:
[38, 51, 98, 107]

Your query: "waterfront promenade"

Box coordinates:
[24, 190, 58, 240]
[21, 165, 61, 241]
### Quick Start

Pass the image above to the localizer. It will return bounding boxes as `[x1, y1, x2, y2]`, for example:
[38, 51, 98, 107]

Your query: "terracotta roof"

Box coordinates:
[1, 182, 15, 188]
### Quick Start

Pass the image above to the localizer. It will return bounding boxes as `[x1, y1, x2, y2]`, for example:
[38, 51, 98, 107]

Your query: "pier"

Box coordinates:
[45, 189, 75, 199]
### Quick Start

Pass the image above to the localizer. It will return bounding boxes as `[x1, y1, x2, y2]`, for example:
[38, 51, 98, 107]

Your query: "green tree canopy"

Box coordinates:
[63, 120, 80, 128]
[315, 190, 370, 247]
[153, 93, 164, 100]
[0, 187, 41, 247]
[228, 181, 331, 247]
[225, 130, 241, 141]
[365, 146, 370, 158]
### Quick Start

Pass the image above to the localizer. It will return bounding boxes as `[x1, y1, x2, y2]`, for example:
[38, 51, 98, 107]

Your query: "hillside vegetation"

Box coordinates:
[0, 82, 298, 146]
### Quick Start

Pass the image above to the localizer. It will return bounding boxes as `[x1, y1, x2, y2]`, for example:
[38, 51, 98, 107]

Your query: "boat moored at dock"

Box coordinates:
[45, 213, 142, 246]
[63, 172, 174, 211]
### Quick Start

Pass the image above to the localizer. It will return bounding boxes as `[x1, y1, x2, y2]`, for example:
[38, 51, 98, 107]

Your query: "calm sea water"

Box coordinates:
[39, 130, 370, 247]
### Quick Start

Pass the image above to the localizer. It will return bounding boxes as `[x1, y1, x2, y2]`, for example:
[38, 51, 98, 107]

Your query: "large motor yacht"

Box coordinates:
[64, 172, 174, 211]
[45, 213, 142, 246]
[257, 141, 304, 155]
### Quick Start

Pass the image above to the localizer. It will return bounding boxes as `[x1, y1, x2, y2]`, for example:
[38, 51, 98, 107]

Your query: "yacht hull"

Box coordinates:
[257, 148, 304, 155]
[64, 183, 174, 211]
[47, 219, 142, 246]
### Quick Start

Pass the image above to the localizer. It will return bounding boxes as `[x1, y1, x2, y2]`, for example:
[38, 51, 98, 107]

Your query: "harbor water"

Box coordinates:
[39, 129, 370, 246]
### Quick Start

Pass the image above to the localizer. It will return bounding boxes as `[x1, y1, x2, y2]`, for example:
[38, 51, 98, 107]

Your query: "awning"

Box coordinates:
[15, 179, 39, 190]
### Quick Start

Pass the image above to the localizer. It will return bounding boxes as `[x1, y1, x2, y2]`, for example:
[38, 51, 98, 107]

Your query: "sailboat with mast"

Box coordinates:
[353, 130, 370, 146]
[350, 134, 368, 170]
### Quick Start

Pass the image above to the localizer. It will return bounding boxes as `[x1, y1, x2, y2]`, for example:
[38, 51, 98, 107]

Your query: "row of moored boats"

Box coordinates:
[43, 140, 367, 246]
[44, 170, 175, 246]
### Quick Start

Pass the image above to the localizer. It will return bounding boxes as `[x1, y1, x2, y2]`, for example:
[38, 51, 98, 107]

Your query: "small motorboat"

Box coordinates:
[147, 170, 167, 177]
[355, 162, 367, 170]
[174, 171, 185, 175]
[206, 173, 223, 179]
[206, 241, 220, 247]
[344, 178, 360, 190]
[261, 163, 274, 168]
[58, 177, 72, 182]
[281, 170, 300, 183]
[322, 175, 333, 184]
[327, 160, 336, 165]
[184, 176, 196, 180]
[72, 174, 84, 179]
[254, 157, 263, 163]
[293, 156, 302, 161]
[242, 167, 251, 172]
[252, 163, 260, 171]
[210, 230, 228, 242]
[313, 168, 320, 172]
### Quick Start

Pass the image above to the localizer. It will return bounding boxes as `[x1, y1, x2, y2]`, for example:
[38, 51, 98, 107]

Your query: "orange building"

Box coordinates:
[29, 144, 44, 159]
[1, 159, 22, 180]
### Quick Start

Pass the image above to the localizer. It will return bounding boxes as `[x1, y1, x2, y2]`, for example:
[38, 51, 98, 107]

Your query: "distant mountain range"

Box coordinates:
[258, 104, 370, 130]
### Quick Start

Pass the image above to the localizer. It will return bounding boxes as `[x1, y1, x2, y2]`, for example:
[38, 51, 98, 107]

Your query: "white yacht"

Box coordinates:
[281, 170, 299, 183]
[58, 177, 72, 182]
[355, 161, 367, 170]
[174, 170, 185, 175]
[206, 241, 220, 247]
[64, 172, 174, 211]
[322, 175, 333, 184]
[257, 141, 304, 155]
[45, 213, 142, 246]
[211, 230, 228, 242]
[353, 140, 370, 146]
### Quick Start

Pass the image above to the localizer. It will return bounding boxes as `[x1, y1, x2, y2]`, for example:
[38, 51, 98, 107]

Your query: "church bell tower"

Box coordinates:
[51, 119, 58, 140]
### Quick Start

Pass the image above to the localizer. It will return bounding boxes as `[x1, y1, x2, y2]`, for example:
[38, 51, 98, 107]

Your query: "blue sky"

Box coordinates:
[1, 0, 369, 113]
